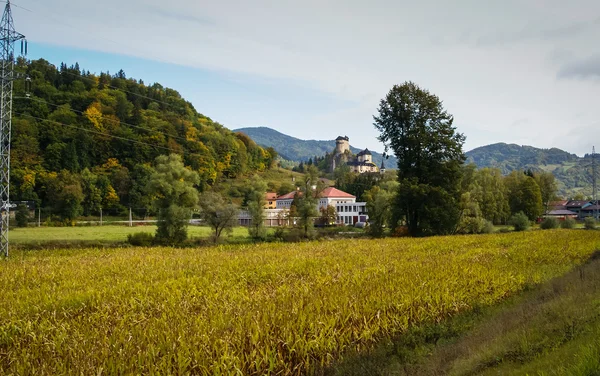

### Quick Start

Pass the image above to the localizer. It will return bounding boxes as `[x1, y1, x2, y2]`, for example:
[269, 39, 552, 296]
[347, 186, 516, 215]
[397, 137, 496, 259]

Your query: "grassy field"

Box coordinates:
[9, 225, 255, 245]
[2, 230, 600, 374]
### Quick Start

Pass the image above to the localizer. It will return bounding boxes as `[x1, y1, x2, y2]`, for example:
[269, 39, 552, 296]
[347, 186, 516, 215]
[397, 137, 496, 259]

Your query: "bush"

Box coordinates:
[509, 212, 530, 232]
[481, 220, 495, 234]
[127, 232, 154, 246]
[584, 217, 597, 230]
[498, 227, 511, 233]
[15, 204, 29, 228]
[540, 217, 559, 230]
[560, 217, 576, 229]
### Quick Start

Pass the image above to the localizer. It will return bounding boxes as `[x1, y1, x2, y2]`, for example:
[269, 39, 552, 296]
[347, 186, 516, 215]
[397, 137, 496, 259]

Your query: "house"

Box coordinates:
[317, 187, 368, 225]
[264, 192, 277, 209]
[565, 200, 592, 219]
[544, 209, 578, 220]
[548, 200, 569, 211]
[276, 186, 368, 226]
[581, 204, 600, 219]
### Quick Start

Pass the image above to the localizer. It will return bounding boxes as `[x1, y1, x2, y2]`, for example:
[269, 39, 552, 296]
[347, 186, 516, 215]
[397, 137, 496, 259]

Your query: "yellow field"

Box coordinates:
[1, 230, 599, 374]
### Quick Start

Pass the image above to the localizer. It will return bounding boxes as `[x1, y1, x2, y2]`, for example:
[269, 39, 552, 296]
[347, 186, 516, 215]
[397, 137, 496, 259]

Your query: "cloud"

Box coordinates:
[145, 6, 215, 26]
[557, 55, 600, 79]
[475, 16, 600, 47]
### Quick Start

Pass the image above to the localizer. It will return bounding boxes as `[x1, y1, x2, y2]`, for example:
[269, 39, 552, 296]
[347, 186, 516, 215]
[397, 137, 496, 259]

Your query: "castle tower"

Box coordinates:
[334, 136, 350, 155]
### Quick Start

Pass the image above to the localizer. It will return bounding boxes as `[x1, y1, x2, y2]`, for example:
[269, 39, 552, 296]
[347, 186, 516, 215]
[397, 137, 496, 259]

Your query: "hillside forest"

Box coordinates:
[10, 58, 277, 219]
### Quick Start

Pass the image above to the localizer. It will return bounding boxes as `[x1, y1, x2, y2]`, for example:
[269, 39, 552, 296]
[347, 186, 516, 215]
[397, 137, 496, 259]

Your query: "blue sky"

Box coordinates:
[12, 0, 600, 155]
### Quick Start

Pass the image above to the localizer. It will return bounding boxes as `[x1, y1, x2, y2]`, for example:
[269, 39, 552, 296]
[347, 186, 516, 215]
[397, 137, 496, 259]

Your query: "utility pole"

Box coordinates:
[593, 147, 597, 220]
[0, 0, 26, 257]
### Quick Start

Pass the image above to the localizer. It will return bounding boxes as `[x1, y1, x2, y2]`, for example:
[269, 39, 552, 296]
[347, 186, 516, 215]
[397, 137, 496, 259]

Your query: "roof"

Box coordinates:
[347, 161, 377, 167]
[276, 191, 300, 200]
[566, 200, 592, 208]
[546, 210, 578, 216]
[582, 205, 600, 211]
[265, 192, 277, 200]
[357, 148, 372, 156]
[549, 200, 569, 208]
[336, 136, 349, 141]
[277, 187, 355, 200]
[319, 187, 355, 199]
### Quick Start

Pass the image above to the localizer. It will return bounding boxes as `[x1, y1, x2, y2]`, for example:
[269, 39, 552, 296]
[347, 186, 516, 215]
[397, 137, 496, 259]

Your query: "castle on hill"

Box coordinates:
[331, 136, 382, 173]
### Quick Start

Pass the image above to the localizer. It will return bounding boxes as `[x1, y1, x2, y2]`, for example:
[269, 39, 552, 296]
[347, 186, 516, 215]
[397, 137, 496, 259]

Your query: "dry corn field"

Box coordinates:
[2, 230, 600, 375]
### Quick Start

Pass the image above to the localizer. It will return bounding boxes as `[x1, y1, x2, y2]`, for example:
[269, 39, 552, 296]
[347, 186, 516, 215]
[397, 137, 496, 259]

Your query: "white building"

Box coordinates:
[276, 187, 368, 225]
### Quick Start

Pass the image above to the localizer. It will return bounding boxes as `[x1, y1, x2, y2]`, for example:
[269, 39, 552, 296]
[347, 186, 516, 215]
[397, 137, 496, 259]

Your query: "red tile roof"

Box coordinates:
[265, 192, 277, 200]
[319, 187, 355, 199]
[276, 191, 300, 200]
[276, 187, 355, 200]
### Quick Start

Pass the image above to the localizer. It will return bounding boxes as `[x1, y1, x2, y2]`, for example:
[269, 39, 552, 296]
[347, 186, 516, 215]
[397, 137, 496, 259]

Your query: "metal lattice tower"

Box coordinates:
[593, 146, 597, 220]
[0, 0, 25, 257]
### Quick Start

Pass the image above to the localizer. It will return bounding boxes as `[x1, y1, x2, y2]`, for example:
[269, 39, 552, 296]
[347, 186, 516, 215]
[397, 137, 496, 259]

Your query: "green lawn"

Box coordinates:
[9, 225, 254, 245]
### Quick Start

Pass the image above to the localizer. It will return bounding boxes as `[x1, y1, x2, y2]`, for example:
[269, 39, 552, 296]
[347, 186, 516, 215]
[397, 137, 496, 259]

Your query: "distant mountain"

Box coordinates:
[233, 127, 397, 169]
[466, 143, 593, 197]
[233, 128, 594, 197]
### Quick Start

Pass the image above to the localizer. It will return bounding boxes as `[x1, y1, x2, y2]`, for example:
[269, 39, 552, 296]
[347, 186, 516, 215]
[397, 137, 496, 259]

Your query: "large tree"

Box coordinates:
[245, 175, 268, 241]
[147, 154, 200, 244]
[199, 191, 239, 243]
[374, 82, 465, 236]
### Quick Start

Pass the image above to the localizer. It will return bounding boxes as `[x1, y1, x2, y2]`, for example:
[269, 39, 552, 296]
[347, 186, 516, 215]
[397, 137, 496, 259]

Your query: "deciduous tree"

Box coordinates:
[147, 154, 200, 244]
[374, 82, 465, 236]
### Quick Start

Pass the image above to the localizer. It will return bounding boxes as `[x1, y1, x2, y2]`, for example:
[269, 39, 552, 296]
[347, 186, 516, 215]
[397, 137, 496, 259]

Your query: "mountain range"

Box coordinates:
[233, 127, 397, 169]
[234, 127, 596, 197]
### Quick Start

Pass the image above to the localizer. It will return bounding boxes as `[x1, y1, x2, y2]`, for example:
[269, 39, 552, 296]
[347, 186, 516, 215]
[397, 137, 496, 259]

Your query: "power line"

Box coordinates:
[16, 96, 191, 144]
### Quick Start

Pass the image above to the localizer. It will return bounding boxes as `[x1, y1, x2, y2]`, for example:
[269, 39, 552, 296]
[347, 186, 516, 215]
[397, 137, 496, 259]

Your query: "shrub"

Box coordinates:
[540, 217, 559, 230]
[509, 212, 530, 232]
[481, 220, 495, 234]
[584, 217, 597, 230]
[498, 227, 511, 233]
[127, 232, 154, 246]
[560, 217, 576, 229]
[15, 204, 29, 228]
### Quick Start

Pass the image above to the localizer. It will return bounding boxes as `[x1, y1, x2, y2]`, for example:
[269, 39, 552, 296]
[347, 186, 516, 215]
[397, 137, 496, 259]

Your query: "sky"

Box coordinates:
[10, 0, 600, 156]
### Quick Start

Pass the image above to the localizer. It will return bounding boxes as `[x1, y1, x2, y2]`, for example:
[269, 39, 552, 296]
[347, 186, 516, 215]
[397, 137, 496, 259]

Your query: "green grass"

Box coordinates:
[9, 225, 254, 245]
[331, 249, 600, 375]
[1, 231, 600, 374]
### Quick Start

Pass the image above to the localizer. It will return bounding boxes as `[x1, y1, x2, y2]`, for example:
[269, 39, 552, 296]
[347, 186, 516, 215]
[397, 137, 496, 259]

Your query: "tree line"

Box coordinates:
[11, 58, 277, 223]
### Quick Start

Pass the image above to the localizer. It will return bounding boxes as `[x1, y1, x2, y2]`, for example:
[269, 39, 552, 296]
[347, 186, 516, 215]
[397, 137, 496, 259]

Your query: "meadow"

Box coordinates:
[9, 225, 254, 246]
[1, 230, 600, 374]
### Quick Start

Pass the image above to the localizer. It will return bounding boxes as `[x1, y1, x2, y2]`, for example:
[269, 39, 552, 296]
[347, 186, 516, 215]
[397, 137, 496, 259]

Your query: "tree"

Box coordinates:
[15, 204, 29, 227]
[534, 171, 557, 213]
[373, 82, 465, 236]
[319, 205, 337, 226]
[245, 175, 268, 241]
[364, 186, 393, 237]
[505, 171, 543, 220]
[147, 154, 200, 245]
[296, 166, 321, 238]
[520, 176, 543, 220]
[199, 191, 239, 243]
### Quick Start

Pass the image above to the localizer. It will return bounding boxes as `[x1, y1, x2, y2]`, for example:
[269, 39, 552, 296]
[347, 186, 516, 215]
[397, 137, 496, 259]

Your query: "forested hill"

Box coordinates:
[466, 143, 593, 197]
[233, 126, 397, 168]
[11, 58, 276, 214]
